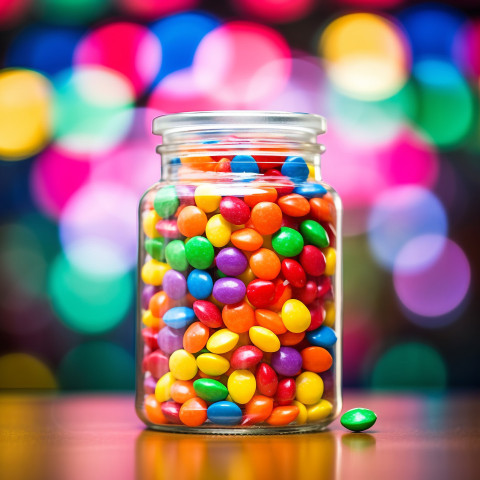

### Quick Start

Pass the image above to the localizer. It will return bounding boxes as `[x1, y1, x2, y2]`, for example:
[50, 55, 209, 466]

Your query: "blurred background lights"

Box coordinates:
[52, 66, 134, 157]
[0, 69, 52, 161]
[0, 353, 57, 389]
[6, 25, 84, 76]
[233, 0, 315, 23]
[411, 59, 473, 148]
[117, 0, 199, 20]
[58, 342, 134, 390]
[454, 20, 480, 79]
[48, 253, 133, 334]
[74, 22, 162, 96]
[371, 342, 447, 390]
[394, 236, 470, 318]
[192, 22, 291, 107]
[368, 186, 447, 271]
[320, 13, 410, 101]
[36, 0, 111, 25]
[150, 11, 220, 85]
[0, 0, 30, 28]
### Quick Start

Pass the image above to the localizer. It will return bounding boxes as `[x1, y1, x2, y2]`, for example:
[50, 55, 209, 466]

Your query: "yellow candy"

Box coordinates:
[142, 310, 160, 329]
[323, 247, 336, 276]
[323, 301, 335, 328]
[205, 214, 232, 247]
[295, 371, 324, 405]
[169, 349, 198, 380]
[230, 223, 245, 232]
[227, 370, 256, 404]
[142, 210, 161, 238]
[155, 372, 175, 402]
[208, 294, 224, 310]
[194, 184, 221, 213]
[207, 329, 239, 354]
[196, 353, 230, 376]
[308, 164, 315, 179]
[237, 267, 255, 286]
[141, 260, 170, 286]
[249, 326, 280, 352]
[293, 400, 308, 425]
[306, 399, 333, 422]
[281, 299, 311, 333]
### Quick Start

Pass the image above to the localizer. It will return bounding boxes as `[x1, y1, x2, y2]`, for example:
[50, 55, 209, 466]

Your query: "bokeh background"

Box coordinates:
[0, 0, 478, 392]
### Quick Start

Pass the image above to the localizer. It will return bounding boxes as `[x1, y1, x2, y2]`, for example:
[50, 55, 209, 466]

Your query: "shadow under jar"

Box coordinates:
[136, 111, 342, 434]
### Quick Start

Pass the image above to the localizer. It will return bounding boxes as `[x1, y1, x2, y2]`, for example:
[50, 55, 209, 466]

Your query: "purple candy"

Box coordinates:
[271, 347, 303, 377]
[144, 373, 157, 394]
[212, 277, 246, 304]
[175, 184, 196, 206]
[158, 326, 185, 354]
[141, 285, 161, 309]
[162, 270, 187, 300]
[216, 247, 248, 276]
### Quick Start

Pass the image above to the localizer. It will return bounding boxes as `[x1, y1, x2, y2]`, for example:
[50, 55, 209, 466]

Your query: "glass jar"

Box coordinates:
[135, 111, 342, 434]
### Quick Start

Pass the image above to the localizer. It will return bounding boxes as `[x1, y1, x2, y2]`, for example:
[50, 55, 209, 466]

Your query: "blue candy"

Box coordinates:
[163, 307, 195, 329]
[306, 326, 337, 348]
[293, 183, 327, 199]
[230, 155, 260, 174]
[187, 269, 213, 299]
[281, 156, 309, 182]
[207, 401, 243, 425]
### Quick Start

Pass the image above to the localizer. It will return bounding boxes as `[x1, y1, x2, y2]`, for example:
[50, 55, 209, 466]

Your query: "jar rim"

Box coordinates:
[153, 111, 326, 137]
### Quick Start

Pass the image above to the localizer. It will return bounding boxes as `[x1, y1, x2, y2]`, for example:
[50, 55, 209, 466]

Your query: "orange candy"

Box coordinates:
[179, 397, 208, 427]
[254, 309, 287, 335]
[149, 291, 173, 318]
[177, 206, 208, 237]
[266, 405, 299, 426]
[249, 248, 281, 280]
[278, 331, 305, 346]
[301, 347, 333, 373]
[144, 394, 167, 424]
[222, 301, 255, 333]
[309, 196, 335, 223]
[269, 279, 292, 312]
[170, 380, 196, 403]
[278, 194, 311, 217]
[183, 321, 210, 353]
[244, 186, 278, 207]
[231, 228, 264, 251]
[245, 395, 274, 424]
[250, 202, 282, 235]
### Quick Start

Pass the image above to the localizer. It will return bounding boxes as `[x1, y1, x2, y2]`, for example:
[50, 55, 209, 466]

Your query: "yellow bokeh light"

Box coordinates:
[0, 353, 57, 389]
[0, 69, 52, 161]
[320, 13, 410, 101]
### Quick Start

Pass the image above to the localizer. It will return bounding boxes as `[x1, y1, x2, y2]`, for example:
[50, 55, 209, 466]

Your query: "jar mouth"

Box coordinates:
[153, 111, 327, 138]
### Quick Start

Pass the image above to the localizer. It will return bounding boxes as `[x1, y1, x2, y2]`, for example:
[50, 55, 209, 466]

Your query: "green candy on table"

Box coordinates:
[154, 185, 179, 218]
[340, 408, 377, 432]
[272, 227, 304, 257]
[193, 378, 228, 403]
[300, 220, 329, 248]
[144, 237, 165, 261]
[165, 240, 188, 271]
[185, 236, 214, 269]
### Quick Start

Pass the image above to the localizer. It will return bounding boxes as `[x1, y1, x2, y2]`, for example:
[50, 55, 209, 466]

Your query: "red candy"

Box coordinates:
[293, 280, 317, 305]
[281, 259, 306, 288]
[155, 219, 181, 238]
[275, 378, 296, 405]
[246, 279, 276, 308]
[142, 350, 169, 379]
[219, 196, 251, 225]
[299, 245, 326, 277]
[316, 276, 332, 298]
[192, 300, 223, 328]
[230, 345, 263, 369]
[161, 401, 182, 424]
[142, 327, 160, 350]
[307, 300, 326, 331]
[256, 362, 278, 397]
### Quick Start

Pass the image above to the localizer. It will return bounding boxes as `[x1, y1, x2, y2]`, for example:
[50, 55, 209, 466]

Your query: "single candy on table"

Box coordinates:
[340, 408, 377, 432]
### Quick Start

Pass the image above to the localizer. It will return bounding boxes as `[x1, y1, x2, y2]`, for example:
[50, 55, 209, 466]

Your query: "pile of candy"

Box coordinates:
[139, 154, 338, 429]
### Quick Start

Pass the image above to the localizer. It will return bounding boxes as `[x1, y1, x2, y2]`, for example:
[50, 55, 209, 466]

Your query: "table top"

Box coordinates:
[1, 393, 479, 480]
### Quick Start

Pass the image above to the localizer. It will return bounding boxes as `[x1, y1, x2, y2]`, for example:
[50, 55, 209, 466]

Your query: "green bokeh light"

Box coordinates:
[48, 253, 133, 334]
[37, 0, 111, 25]
[371, 342, 447, 390]
[58, 342, 134, 390]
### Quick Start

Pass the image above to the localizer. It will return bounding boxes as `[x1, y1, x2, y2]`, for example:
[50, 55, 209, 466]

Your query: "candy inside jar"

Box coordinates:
[136, 112, 342, 433]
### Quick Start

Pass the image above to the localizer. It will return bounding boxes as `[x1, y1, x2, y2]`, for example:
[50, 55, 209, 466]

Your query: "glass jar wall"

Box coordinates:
[135, 112, 342, 434]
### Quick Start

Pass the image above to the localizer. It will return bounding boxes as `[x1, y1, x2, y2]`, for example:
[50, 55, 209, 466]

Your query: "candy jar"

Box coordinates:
[135, 111, 342, 433]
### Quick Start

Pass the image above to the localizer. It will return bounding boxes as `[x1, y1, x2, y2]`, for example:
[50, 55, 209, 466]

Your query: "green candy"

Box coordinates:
[300, 220, 329, 248]
[193, 378, 228, 402]
[165, 240, 188, 271]
[340, 408, 377, 432]
[144, 237, 165, 261]
[185, 236, 214, 269]
[216, 269, 227, 279]
[153, 185, 179, 218]
[272, 227, 304, 257]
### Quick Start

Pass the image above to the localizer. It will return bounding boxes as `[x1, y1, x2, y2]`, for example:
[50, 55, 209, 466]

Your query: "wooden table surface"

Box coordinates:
[1, 393, 479, 480]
